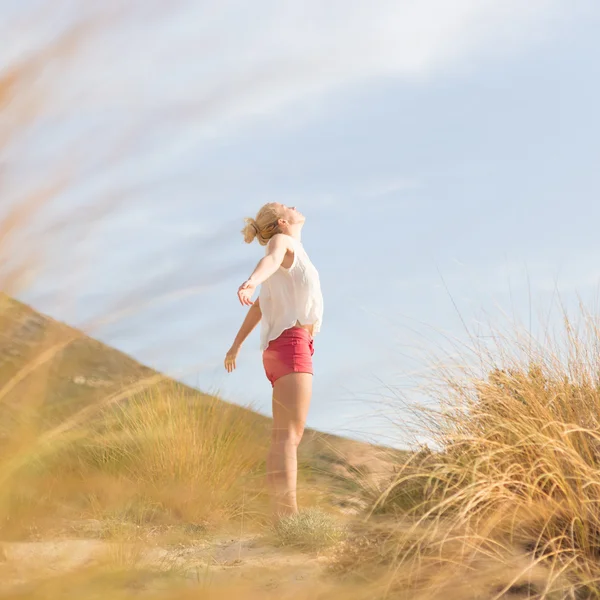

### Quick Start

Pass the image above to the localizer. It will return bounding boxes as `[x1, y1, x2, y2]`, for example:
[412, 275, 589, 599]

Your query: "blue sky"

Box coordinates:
[3, 1, 600, 447]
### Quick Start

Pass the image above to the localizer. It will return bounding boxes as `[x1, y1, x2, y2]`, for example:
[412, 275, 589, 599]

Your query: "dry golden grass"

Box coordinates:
[331, 312, 600, 598]
[0, 363, 269, 537]
[79, 386, 270, 526]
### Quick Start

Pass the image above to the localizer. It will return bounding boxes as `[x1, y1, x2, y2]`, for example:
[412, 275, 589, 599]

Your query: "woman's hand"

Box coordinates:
[238, 279, 257, 306]
[224, 344, 240, 373]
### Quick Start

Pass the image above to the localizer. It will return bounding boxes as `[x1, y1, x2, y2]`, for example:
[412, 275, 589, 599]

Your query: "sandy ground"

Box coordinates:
[0, 530, 336, 597]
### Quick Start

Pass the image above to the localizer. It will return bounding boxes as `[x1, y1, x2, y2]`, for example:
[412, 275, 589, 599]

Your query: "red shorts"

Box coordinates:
[262, 327, 315, 387]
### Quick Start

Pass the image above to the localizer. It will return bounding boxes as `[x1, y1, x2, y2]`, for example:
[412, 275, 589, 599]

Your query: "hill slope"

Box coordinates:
[0, 293, 403, 497]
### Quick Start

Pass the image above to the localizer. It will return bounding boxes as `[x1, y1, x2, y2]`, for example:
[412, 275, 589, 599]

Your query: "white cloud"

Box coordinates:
[3, 1, 590, 198]
[9, 1, 578, 130]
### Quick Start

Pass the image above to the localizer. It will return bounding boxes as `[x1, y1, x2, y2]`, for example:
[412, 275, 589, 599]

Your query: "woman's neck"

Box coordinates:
[282, 229, 302, 242]
[290, 224, 304, 241]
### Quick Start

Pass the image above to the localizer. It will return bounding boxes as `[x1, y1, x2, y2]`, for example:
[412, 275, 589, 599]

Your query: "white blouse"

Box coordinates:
[259, 235, 324, 351]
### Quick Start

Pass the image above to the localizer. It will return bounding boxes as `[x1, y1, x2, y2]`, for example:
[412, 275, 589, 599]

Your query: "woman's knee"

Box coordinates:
[288, 427, 304, 448]
[271, 426, 304, 448]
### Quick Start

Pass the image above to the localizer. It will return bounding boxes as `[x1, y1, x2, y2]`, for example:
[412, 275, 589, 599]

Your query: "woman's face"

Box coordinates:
[276, 203, 305, 226]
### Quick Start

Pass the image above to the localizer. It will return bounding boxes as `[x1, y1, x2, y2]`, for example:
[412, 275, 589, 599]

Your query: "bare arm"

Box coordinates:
[247, 235, 288, 285]
[232, 298, 262, 347]
[225, 298, 262, 372]
[237, 234, 289, 306]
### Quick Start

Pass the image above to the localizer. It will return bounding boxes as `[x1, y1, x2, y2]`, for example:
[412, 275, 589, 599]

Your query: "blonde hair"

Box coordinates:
[242, 203, 283, 246]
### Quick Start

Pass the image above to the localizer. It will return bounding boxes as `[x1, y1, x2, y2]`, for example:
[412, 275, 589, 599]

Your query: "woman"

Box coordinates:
[224, 202, 323, 519]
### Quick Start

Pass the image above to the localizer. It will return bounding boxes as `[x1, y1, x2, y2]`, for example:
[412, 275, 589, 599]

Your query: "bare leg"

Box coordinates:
[266, 413, 276, 507]
[266, 373, 313, 520]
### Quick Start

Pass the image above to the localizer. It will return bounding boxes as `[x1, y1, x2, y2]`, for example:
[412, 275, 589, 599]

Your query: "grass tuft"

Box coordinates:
[273, 508, 346, 551]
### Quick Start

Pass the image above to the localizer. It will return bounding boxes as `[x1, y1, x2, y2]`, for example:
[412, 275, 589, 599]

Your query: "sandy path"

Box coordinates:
[0, 533, 333, 596]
